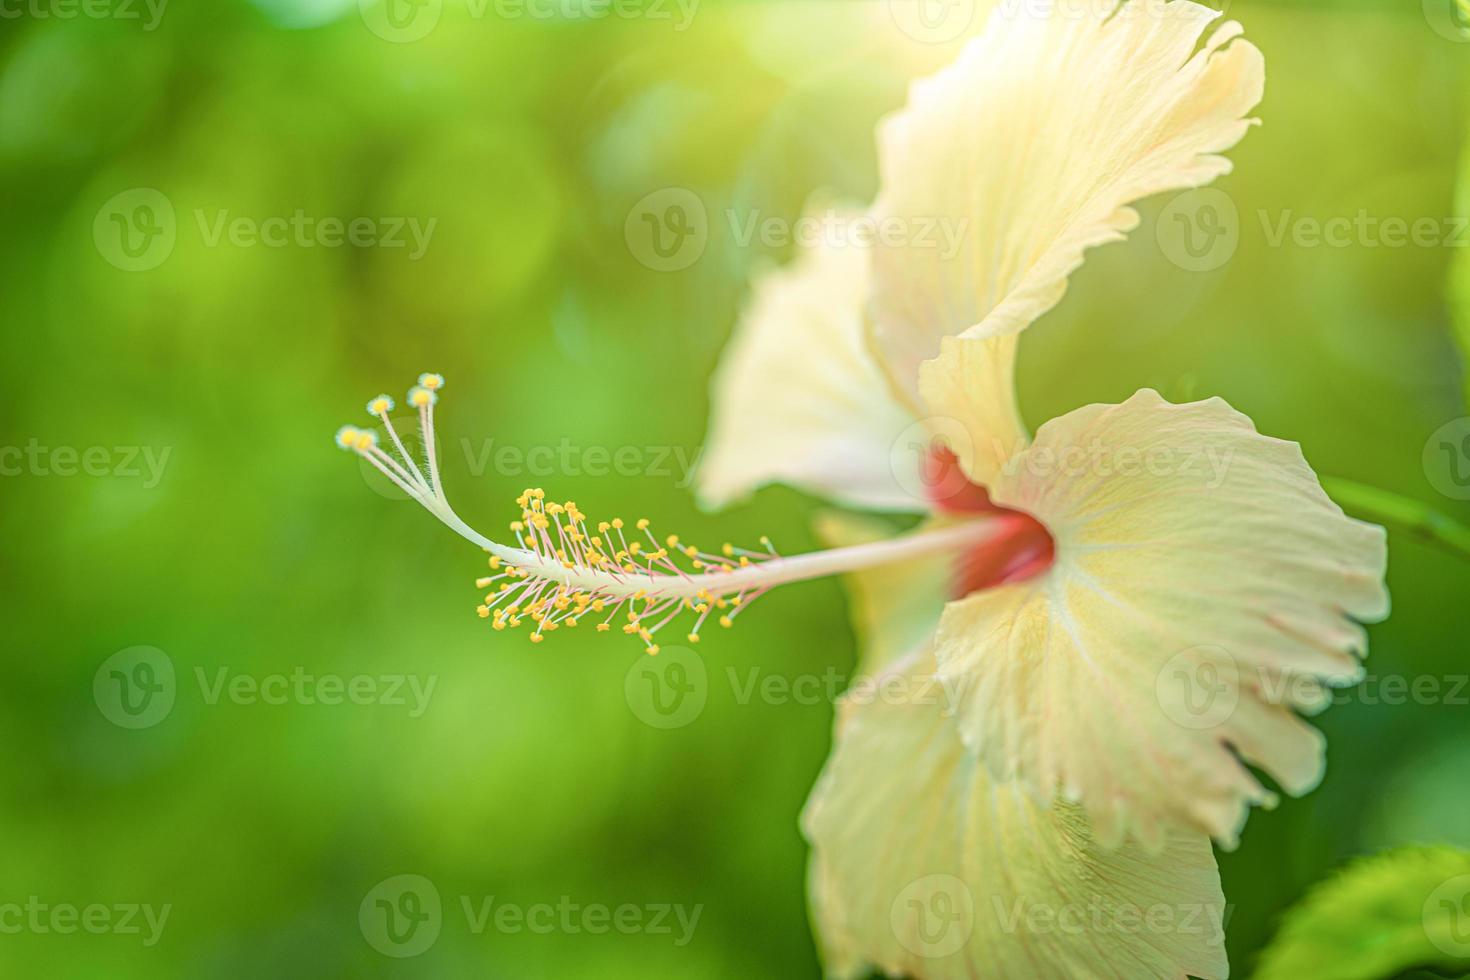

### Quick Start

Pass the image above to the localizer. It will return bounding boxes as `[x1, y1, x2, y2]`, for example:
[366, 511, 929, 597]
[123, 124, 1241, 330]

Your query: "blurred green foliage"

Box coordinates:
[1254, 846, 1470, 980]
[1, 0, 1469, 977]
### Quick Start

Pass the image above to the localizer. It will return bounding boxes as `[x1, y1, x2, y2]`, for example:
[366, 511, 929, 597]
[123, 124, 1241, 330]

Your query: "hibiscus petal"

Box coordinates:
[919, 334, 1027, 487]
[802, 650, 1229, 980]
[929, 389, 1390, 848]
[697, 211, 922, 512]
[868, 0, 1264, 405]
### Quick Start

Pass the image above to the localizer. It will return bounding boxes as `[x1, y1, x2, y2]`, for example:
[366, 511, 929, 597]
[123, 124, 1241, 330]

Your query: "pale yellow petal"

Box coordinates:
[813, 511, 952, 675]
[868, 0, 1264, 405]
[931, 389, 1389, 848]
[803, 650, 1229, 980]
[697, 213, 922, 512]
[918, 334, 1027, 487]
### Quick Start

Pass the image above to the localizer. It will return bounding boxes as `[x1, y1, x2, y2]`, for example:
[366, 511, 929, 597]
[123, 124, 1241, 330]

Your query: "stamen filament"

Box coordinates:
[338, 375, 1008, 652]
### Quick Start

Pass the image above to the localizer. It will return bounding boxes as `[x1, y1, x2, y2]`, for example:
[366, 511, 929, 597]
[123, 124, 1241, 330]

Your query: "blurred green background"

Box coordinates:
[3, 0, 1470, 976]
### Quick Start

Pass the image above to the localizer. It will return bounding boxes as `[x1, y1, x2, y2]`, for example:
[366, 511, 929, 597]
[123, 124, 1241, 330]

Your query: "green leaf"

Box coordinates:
[1253, 846, 1470, 980]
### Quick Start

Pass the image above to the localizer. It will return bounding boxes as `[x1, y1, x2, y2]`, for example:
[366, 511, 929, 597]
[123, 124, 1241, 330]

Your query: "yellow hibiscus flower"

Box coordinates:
[334, 1, 1389, 975]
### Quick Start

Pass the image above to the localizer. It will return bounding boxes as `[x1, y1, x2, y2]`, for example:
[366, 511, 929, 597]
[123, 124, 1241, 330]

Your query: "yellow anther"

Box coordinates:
[722, 543, 734, 557]
[335, 425, 360, 450]
[367, 395, 395, 415]
[408, 386, 436, 408]
[683, 546, 698, 558]
[598, 521, 611, 533]
[612, 518, 624, 529]
[666, 535, 680, 547]
[475, 576, 495, 588]
[719, 616, 733, 628]
[636, 519, 650, 531]
[510, 521, 525, 533]
[354, 431, 379, 451]
[418, 372, 445, 391]
[687, 634, 700, 644]
[489, 556, 502, 569]
[476, 605, 490, 618]
[645, 645, 660, 656]
[530, 633, 544, 644]
[596, 623, 611, 633]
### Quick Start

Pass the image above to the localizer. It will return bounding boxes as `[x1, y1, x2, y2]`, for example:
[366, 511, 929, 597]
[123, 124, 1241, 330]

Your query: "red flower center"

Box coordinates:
[922, 447, 1055, 598]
